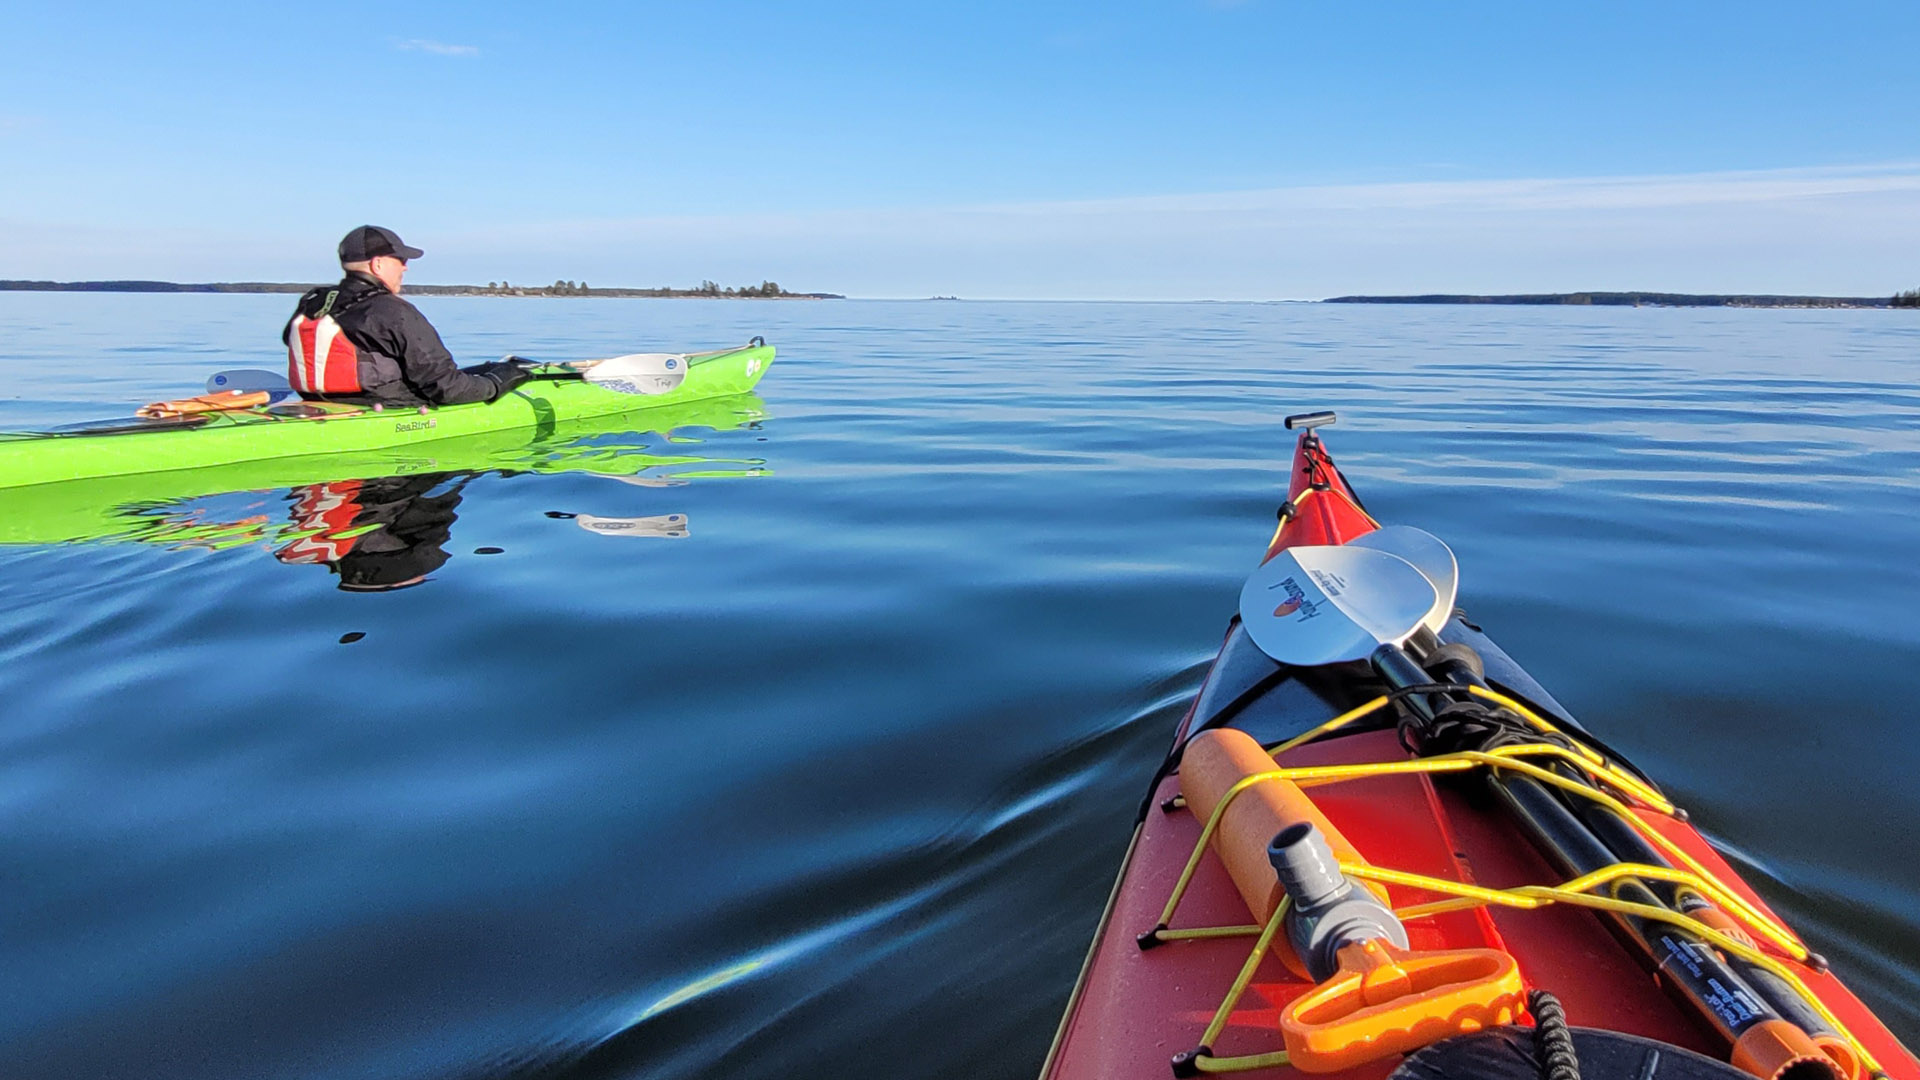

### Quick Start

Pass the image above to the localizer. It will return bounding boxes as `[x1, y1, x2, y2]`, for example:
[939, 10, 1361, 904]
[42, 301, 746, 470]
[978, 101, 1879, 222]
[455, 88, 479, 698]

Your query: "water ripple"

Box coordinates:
[0, 296, 1915, 1078]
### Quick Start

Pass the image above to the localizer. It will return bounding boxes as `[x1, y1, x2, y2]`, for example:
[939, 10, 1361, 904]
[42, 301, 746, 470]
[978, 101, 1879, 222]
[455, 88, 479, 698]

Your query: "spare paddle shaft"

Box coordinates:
[1397, 644, 1852, 1066]
[1371, 644, 1845, 1080]
[1552, 792, 1851, 1071]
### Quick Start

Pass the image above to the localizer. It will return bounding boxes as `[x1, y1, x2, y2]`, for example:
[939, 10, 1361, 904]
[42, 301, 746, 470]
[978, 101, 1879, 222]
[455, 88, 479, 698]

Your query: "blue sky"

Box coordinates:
[2, 2, 1916, 297]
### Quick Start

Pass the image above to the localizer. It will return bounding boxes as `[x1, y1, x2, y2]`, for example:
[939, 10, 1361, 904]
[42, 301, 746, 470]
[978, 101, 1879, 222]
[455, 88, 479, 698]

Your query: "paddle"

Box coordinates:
[1238, 543, 1443, 667]
[1346, 525, 1458, 634]
[207, 352, 691, 399]
[562, 353, 688, 396]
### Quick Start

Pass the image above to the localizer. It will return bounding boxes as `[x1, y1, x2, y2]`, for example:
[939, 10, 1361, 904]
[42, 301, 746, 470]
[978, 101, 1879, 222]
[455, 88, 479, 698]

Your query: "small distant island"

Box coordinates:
[0, 279, 843, 299]
[1326, 291, 1917, 309]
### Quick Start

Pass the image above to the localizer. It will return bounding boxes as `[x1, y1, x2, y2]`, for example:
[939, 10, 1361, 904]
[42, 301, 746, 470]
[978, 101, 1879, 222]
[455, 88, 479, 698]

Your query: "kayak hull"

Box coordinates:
[1041, 426, 1917, 1080]
[0, 343, 773, 491]
[0, 392, 769, 547]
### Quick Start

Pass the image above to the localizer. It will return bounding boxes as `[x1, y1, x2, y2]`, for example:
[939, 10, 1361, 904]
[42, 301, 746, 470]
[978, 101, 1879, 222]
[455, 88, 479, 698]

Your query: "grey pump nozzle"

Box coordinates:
[1268, 823, 1408, 981]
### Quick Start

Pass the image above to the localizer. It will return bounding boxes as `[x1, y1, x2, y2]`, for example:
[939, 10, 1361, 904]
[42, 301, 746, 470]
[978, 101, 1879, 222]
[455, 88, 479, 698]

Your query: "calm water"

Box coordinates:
[2, 295, 1917, 1079]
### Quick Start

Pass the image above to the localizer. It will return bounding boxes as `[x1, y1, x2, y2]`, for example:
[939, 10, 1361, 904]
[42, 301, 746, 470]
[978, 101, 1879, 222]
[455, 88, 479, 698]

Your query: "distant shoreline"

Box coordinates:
[3, 282, 1910, 307]
[1323, 292, 1904, 309]
[0, 280, 845, 300]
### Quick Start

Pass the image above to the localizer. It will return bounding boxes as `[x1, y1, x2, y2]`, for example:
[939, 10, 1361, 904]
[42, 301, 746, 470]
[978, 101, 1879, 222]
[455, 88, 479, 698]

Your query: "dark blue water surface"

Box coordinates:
[2, 295, 1917, 1079]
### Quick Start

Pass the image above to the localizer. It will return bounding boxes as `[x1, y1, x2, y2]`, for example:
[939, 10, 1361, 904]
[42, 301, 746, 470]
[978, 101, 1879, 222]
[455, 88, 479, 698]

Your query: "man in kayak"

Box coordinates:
[283, 226, 533, 406]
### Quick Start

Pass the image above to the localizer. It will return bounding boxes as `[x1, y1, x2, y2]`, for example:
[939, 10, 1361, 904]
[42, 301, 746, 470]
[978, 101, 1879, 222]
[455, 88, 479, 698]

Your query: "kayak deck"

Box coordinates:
[0, 342, 773, 490]
[1042, 419, 1917, 1080]
[1045, 633, 1914, 1079]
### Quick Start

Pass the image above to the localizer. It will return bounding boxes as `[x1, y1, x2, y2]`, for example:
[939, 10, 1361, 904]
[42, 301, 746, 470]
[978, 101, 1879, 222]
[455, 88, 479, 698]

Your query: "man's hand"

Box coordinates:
[469, 359, 536, 401]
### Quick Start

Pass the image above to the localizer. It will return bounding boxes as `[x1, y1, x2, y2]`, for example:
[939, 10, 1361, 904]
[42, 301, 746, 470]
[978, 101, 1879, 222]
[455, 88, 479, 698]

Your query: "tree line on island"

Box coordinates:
[0, 279, 843, 299]
[1, 280, 1913, 305]
[1326, 289, 1920, 309]
[470, 279, 815, 298]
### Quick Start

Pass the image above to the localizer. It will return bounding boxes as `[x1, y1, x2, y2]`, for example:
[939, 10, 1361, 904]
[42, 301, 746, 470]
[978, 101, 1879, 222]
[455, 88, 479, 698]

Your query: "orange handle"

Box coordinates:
[1281, 939, 1525, 1073]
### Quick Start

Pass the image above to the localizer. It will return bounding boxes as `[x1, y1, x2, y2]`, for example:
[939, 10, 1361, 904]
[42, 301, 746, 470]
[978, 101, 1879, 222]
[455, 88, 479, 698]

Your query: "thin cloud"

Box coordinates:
[394, 38, 480, 57]
[448, 162, 1920, 299]
[984, 163, 1920, 217]
[13, 164, 1919, 299]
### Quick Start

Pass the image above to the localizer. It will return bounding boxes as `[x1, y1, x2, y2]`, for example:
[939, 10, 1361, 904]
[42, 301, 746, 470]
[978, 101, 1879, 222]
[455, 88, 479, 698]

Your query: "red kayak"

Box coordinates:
[1041, 412, 1915, 1080]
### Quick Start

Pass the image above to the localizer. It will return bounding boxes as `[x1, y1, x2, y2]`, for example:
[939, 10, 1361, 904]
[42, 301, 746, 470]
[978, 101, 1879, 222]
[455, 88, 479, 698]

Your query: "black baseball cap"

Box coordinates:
[338, 225, 424, 263]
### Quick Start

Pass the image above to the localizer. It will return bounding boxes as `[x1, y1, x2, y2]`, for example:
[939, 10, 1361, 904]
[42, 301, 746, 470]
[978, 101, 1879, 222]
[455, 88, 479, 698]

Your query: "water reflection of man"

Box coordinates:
[274, 473, 469, 592]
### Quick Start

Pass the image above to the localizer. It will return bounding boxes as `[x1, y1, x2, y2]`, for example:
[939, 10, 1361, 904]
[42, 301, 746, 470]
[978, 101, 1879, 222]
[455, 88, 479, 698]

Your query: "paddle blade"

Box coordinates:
[582, 353, 689, 396]
[599, 475, 690, 488]
[1347, 526, 1458, 633]
[574, 513, 689, 538]
[1239, 545, 1437, 666]
[206, 369, 292, 396]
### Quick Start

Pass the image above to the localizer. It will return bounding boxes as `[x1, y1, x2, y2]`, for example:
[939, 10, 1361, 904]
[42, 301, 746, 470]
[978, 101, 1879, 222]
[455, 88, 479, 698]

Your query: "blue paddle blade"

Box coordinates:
[206, 369, 292, 396]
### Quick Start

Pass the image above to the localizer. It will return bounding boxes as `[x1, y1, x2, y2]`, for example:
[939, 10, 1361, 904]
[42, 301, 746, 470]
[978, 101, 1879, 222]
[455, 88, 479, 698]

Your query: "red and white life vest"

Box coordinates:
[274, 480, 368, 564]
[287, 291, 363, 394]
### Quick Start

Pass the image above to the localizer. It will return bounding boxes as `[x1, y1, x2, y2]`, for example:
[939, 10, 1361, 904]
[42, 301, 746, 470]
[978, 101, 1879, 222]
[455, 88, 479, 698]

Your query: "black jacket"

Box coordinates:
[282, 272, 496, 405]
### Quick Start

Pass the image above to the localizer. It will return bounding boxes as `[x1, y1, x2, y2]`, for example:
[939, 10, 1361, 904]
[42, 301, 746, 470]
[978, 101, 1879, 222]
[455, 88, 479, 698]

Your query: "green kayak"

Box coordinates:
[0, 340, 773, 491]
[0, 389, 771, 548]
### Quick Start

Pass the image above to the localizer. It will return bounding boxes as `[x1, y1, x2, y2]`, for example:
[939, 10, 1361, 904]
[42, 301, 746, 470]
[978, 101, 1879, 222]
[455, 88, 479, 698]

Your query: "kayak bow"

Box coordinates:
[1041, 412, 1916, 1080]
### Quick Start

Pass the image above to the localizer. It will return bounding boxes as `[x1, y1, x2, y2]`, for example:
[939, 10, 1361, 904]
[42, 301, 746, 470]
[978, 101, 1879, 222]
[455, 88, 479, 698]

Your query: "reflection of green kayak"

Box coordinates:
[0, 341, 773, 490]
[0, 391, 770, 548]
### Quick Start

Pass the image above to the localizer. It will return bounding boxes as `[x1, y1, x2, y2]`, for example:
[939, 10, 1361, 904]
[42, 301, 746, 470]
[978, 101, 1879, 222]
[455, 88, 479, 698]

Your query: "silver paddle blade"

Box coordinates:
[583, 353, 689, 396]
[1347, 525, 1458, 633]
[599, 475, 690, 489]
[206, 368, 291, 395]
[1239, 544, 1437, 666]
[573, 513, 689, 538]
